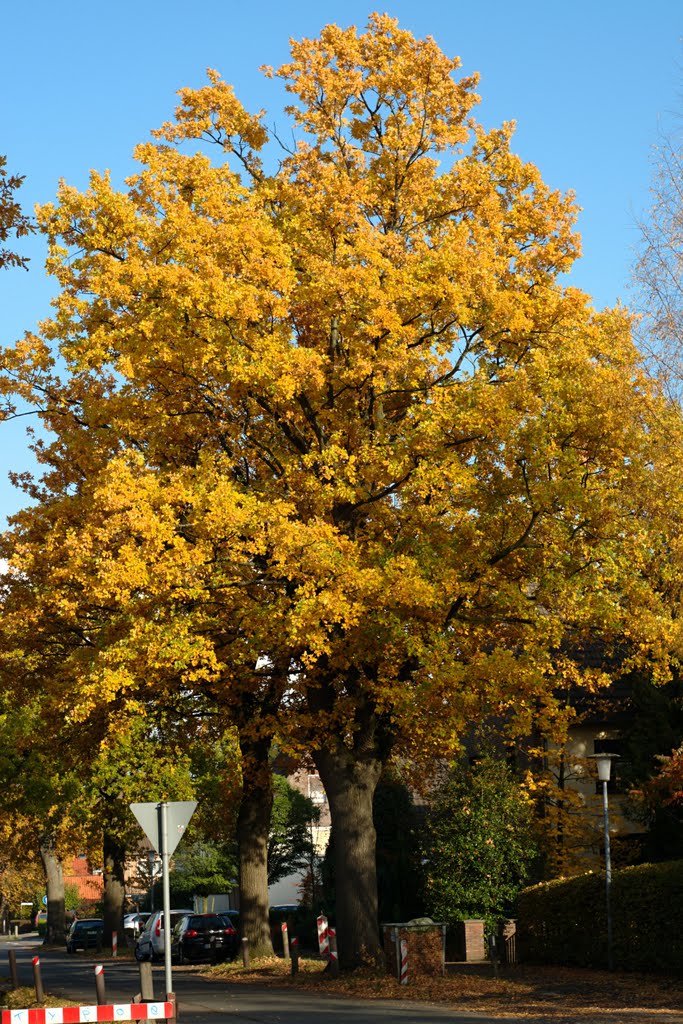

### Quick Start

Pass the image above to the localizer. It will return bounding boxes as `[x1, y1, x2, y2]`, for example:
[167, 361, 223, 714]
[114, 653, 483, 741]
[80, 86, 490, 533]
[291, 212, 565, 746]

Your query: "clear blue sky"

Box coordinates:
[1, 0, 682, 522]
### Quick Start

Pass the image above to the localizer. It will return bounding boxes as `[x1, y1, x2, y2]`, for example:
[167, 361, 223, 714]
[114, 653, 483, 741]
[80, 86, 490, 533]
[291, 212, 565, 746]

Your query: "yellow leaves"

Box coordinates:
[2, 12, 683, 788]
[277, 14, 479, 159]
[153, 67, 268, 172]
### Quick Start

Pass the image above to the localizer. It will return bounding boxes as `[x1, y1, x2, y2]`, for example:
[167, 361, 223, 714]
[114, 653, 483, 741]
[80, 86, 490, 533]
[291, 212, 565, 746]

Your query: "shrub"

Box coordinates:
[423, 757, 537, 930]
[517, 859, 683, 971]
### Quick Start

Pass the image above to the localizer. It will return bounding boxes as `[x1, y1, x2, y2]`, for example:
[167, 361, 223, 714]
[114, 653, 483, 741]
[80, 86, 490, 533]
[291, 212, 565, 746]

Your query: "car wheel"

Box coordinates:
[134, 946, 146, 962]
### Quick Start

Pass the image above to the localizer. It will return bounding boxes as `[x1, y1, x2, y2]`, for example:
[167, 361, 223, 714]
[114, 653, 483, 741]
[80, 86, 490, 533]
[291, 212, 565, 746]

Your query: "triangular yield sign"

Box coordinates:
[130, 801, 197, 856]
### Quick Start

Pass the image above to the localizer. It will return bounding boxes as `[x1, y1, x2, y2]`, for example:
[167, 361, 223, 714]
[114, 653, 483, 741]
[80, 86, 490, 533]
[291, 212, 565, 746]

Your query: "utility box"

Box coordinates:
[382, 919, 446, 978]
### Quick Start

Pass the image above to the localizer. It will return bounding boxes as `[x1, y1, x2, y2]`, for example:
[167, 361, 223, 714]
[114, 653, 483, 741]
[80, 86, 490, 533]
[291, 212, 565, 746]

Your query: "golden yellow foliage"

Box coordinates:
[2, 13, 683, 965]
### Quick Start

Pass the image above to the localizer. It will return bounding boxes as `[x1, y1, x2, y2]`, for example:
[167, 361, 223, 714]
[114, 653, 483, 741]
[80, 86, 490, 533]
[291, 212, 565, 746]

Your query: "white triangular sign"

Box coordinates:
[130, 801, 197, 856]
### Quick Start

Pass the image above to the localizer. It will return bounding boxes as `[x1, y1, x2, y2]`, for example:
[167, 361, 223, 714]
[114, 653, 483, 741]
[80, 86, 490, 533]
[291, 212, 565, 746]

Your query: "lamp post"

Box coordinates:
[589, 753, 619, 971]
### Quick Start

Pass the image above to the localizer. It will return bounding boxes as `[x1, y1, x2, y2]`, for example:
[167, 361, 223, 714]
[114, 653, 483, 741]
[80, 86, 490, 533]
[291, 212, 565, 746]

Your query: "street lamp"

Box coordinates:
[589, 752, 619, 971]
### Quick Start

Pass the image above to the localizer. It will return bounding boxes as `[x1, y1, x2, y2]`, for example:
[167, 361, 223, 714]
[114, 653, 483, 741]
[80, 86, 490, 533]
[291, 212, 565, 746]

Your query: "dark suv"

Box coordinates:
[171, 913, 239, 964]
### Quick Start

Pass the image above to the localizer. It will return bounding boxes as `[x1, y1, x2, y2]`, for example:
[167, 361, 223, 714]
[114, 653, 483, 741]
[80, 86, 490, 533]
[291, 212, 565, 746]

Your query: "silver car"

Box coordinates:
[134, 908, 194, 961]
[124, 912, 150, 937]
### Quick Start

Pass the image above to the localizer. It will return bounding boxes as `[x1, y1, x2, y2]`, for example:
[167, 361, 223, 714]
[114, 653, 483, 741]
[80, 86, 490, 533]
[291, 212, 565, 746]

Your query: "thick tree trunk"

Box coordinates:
[40, 835, 65, 945]
[103, 831, 126, 952]
[314, 746, 384, 969]
[237, 736, 274, 956]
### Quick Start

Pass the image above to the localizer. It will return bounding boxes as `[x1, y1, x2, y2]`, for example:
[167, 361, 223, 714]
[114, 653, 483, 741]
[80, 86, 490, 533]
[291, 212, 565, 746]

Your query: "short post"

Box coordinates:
[8, 949, 19, 989]
[328, 927, 339, 978]
[112, 930, 118, 958]
[241, 936, 250, 969]
[290, 936, 299, 976]
[317, 914, 329, 959]
[399, 938, 408, 985]
[32, 955, 45, 1003]
[94, 964, 106, 1005]
[139, 959, 155, 1002]
[281, 921, 290, 961]
[489, 932, 499, 980]
[166, 991, 177, 1024]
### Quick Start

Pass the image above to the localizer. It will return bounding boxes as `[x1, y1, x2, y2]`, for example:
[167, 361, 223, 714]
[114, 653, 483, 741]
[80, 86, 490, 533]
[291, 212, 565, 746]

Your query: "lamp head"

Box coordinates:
[588, 752, 620, 782]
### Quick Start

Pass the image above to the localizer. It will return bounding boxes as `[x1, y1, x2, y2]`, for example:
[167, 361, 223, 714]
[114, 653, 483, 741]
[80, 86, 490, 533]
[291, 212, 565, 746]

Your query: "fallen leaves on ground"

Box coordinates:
[203, 957, 683, 1022]
[0, 984, 138, 1021]
[0, 985, 81, 1009]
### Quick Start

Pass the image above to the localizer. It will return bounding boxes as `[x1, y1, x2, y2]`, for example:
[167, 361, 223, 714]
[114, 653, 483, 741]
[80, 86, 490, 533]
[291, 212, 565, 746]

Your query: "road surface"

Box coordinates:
[0, 935, 510, 1024]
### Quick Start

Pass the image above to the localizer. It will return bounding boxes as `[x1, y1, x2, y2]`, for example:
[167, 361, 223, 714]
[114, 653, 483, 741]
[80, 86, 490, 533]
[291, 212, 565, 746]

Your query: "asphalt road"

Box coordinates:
[0, 936, 507, 1024]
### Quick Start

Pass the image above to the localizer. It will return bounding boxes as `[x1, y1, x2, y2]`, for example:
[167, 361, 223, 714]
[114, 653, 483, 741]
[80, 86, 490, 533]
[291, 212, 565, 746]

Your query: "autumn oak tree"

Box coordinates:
[2, 16, 683, 966]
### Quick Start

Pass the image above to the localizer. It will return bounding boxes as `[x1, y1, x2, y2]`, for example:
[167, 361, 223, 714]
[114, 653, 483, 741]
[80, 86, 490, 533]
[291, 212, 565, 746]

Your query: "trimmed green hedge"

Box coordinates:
[517, 859, 683, 972]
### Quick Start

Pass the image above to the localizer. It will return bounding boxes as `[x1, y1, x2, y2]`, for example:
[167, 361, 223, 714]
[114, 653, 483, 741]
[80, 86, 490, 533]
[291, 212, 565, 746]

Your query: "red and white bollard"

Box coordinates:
[32, 955, 44, 1003]
[112, 930, 118, 957]
[399, 939, 408, 985]
[290, 936, 299, 976]
[317, 914, 329, 958]
[328, 927, 339, 977]
[94, 964, 106, 1005]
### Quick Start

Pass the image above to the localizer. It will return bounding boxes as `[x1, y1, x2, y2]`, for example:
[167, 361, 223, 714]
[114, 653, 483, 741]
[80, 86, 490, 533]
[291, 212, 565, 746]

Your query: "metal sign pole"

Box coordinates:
[149, 850, 156, 912]
[160, 802, 172, 996]
[130, 796, 196, 1007]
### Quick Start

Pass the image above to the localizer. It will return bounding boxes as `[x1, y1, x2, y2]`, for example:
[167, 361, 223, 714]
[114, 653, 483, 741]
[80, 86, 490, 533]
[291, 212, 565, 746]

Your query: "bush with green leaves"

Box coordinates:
[517, 859, 683, 971]
[423, 757, 536, 928]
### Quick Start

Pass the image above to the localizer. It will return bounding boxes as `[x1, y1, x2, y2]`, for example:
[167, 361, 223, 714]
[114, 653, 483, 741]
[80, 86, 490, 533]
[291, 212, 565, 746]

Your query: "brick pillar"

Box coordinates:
[463, 919, 486, 962]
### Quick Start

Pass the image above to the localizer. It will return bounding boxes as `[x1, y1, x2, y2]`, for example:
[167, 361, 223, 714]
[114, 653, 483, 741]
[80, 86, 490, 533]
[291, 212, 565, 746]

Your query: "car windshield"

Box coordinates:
[75, 921, 102, 931]
[188, 915, 224, 930]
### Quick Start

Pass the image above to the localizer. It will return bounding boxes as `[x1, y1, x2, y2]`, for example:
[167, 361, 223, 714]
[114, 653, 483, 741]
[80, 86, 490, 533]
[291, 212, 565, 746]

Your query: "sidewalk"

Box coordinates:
[0, 931, 41, 946]
[203, 955, 683, 1023]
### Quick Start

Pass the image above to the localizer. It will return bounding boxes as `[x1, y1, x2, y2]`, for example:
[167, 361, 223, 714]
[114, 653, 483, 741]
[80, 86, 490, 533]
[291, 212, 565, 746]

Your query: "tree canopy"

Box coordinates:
[1, 14, 682, 966]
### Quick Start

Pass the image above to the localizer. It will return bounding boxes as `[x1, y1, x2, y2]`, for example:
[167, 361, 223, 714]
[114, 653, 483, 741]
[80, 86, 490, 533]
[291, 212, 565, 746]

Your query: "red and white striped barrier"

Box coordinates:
[316, 915, 329, 958]
[1, 1003, 174, 1023]
[111, 931, 118, 958]
[399, 938, 408, 985]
